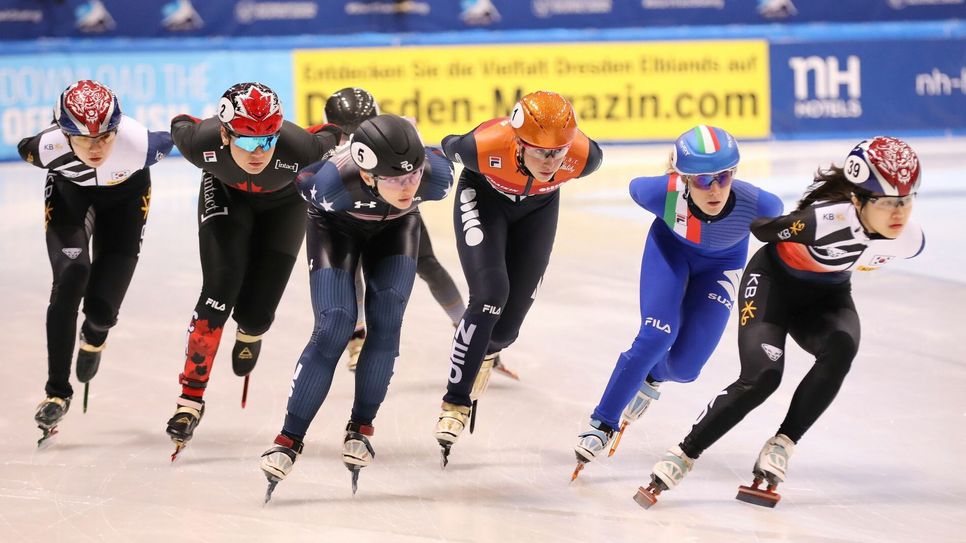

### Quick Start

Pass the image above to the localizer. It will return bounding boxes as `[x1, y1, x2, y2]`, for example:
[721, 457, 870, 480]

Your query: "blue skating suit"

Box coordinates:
[281, 145, 454, 438]
[591, 174, 783, 428]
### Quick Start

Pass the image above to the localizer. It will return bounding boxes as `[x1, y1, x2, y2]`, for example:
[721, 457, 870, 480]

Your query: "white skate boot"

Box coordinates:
[571, 419, 616, 481]
[736, 433, 795, 507]
[609, 380, 661, 457]
[634, 446, 695, 509]
[260, 433, 304, 503]
[343, 421, 375, 494]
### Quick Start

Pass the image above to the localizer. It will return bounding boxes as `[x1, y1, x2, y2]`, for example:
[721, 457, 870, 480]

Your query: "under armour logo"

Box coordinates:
[354, 201, 377, 209]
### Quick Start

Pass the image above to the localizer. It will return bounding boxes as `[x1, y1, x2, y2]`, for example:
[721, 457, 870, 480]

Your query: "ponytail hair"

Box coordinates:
[796, 165, 873, 211]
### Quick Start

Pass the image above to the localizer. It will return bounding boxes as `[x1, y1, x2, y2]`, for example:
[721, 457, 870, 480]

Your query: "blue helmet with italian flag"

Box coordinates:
[671, 125, 740, 175]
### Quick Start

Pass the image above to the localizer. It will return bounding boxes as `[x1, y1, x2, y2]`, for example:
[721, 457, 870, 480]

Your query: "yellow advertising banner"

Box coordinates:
[294, 41, 770, 144]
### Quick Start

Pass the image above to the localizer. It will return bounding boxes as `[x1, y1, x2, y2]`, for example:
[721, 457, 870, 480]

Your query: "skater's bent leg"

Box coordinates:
[352, 254, 418, 424]
[779, 303, 860, 442]
[283, 268, 358, 439]
[43, 180, 93, 399]
[680, 322, 786, 459]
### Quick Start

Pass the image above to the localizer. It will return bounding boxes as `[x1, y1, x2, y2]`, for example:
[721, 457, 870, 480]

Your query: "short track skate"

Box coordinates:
[633, 476, 668, 509]
[736, 474, 781, 507]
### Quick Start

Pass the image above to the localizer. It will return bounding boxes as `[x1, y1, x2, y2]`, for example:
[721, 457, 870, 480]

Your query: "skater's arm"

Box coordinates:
[577, 133, 603, 177]
[170, 114, 204, 168]
[751, 207, 818, 243]
[628, 175, 671, 216]
[415, 147, 455, 203]
[294, 160, 353, 212]
[441, 130, 480, 173]
[18, 127, 67, 169]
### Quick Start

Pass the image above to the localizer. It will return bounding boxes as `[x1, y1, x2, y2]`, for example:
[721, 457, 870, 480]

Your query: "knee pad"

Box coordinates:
[309, 305, 356, 357]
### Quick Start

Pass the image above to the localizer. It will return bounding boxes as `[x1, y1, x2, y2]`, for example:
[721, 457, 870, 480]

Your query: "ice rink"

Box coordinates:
[0, 139, 963, 542]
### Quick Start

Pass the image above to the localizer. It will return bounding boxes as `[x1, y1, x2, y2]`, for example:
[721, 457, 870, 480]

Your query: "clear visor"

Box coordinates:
[521, 141, 571, 160]
[232, 133, 279, 152]
[374, 165, 424, 187]
[865, 193, 916, 210]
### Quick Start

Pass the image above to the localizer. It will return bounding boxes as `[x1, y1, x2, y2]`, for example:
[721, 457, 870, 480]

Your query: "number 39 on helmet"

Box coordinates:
[509, 91, 577, 149]
[843, 136, 921, 197]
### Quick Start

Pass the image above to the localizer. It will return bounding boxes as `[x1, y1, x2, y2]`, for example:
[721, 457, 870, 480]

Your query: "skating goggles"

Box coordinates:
[231, 133, 279, 153]
[373, 165, 424, 187]
[521, 142, 571, 160]
[864, 193, 916, 210]
[680, 168, 735, 190]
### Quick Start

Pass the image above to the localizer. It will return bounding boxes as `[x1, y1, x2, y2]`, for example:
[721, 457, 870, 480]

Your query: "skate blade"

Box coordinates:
[350, 468, 360, 495]
[36, 427, 59, 448]
[469, 400, 478, 434]
[633, 485, 660, 509]
[170, 441, 187, 462]
[493, 365, 520, 381]
[264, 479, 279, 504]
[736, 484, 781, 507]
[439, 444, 452, 469]
[241, 374, 250, 409]
[570, 462, 585, 482]
[83, 382, 89, 414]
[608, 421, 627, 457]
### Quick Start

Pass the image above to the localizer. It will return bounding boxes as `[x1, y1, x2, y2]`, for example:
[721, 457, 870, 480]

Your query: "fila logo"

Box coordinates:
[489, 156, 502, 168]
[354, 201, 377, 209]
[203, 151, 217, 163]
[644, 316, 671, 334]
[205, 297, 226, 311]
[62, 248, 82, 259]
[761, 343, 783, 362]
[482, 304, 502, 315]
[459, 188, 484, 247]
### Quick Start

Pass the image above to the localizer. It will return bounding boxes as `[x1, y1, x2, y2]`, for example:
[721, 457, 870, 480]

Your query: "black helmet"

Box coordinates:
[325, 87, 378, 135]
[349, 114, 425, 177]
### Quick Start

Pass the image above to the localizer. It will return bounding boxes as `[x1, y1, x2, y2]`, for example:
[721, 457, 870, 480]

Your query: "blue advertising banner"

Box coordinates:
[770, 39, 966, 137]
[0, 0, 963, 40]
[0, 50, 293, 160]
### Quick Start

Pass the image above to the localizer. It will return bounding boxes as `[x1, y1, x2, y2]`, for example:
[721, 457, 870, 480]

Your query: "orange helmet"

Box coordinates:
[509, 91, 577, 149]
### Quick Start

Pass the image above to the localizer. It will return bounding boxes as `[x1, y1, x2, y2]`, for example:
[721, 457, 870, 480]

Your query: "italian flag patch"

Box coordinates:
[693, 125, 721, 153]
[663, 174, 701, 243]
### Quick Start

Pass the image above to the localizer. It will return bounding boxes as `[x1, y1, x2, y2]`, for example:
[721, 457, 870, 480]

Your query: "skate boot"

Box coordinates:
[260, 433, 303, 503]
[633, 445, 695, 509]
[467, 353, 497, 434]
[434, 402, 471, 468]
[571, 419, 616, 481]
[345, 327, 366, 372]
[491, 353, 519, 381]
[34, 396, 71, 447]
[166, 397, 204, 461]
[342, 421, 375, 495]
[75, 334, 106, 413]
[609, 380, 661, 457]
[737, 433, 795, 507]
[232, 331, 262, 409]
